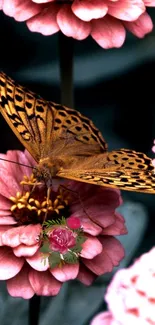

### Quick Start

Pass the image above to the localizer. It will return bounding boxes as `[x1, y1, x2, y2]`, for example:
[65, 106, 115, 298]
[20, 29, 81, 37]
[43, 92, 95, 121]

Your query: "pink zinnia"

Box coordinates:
[0, 0, 155, 48]
[0, 149, 126, 299]
[91, 247, 155, 325]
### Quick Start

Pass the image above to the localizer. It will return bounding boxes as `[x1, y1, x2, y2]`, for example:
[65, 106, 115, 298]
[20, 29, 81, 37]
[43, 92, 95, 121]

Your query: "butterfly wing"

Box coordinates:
[0, 72, 107, 163]
[57, 149, 155, 193]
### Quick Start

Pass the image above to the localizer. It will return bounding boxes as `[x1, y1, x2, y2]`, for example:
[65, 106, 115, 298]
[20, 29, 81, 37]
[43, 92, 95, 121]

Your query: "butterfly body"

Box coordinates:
[0, 71, 155, 194]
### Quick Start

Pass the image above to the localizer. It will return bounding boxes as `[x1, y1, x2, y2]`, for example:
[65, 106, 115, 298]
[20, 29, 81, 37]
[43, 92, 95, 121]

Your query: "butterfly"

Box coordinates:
[0, 71, 155, 194]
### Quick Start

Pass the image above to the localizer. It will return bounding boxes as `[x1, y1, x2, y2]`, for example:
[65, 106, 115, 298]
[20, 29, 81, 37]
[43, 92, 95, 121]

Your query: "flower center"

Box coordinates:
[10, 174, 70, 225]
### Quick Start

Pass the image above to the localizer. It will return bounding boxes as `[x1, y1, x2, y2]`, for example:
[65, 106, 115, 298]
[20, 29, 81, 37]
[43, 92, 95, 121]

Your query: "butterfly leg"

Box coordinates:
[59, 184, 92, 220]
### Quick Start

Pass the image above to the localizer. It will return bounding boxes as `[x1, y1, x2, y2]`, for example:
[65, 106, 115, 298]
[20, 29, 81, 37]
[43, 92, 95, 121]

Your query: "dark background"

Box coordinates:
[0, 7, 155, 325]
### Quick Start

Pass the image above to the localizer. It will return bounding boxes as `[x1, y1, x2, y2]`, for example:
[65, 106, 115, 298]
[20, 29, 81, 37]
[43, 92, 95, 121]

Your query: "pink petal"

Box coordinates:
[72, 0, 108, 22]
[81, 219, 102, 236]
[83, 236, 124, 275]
[80, 235, 103, 259]
[2, 0, 42, 21]
[124, 11, 153, 38]
[27, 3, 60, 35]
[0, 169, 20, 198]
[29, 269, 62, 296]
[2, 226, 21, 247]
[0, 194, 11, 210]
[83, 249, 114, 275]
[72, 188, 122, 228]
[90, 311, 113, 325]
[77, 264, 96, 285]
[0, 225, 13, 245]
[143, 0, 155, 6]
[5, 150, 34, 182]
[99, 236, 125, 267]
[32, 0, 55, 2]
[57, 4, 91, 40]
[13, 243, 39, 257]
[1, 224, 39, 247]
[0, 247, 24, 279]
[0, 216, 17, 225]
[19, 224, 41, 245]
[107, 0, 145, 21]
[91, 16, 126, 49]
[7, 264, 34, 299]
[50, 263, 79, 282]
[101, 213, 127, 236]
[26, 250, 49, 271]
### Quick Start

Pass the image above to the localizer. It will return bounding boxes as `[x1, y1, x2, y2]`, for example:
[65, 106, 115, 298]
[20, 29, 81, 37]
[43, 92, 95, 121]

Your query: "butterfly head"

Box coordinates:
[33, 157, 64, 186]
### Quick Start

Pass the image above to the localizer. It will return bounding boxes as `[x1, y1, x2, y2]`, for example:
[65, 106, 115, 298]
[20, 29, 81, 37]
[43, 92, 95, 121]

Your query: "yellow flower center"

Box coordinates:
[10, 174, 70, 225]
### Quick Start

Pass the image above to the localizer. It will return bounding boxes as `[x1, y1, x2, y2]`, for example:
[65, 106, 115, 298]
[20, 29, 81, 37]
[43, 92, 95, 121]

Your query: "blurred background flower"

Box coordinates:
[0, 0, 155, 48]
[90, 247, 155, 325]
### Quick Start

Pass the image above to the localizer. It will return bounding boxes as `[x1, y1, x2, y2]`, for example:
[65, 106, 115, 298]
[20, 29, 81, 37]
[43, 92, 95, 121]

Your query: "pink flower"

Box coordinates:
[0, 149, 126, 299]
[91, 247, 155, 325]
[48, 226, 77, 253]
[1, 0, 155, 48]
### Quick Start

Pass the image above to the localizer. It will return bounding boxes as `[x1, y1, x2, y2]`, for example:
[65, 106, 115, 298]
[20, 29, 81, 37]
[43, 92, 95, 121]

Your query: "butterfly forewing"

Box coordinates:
[0, 72, 107, 162]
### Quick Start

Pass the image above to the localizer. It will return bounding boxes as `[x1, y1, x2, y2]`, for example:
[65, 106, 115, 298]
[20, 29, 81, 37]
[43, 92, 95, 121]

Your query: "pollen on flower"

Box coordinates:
[9, 174, 70, 225]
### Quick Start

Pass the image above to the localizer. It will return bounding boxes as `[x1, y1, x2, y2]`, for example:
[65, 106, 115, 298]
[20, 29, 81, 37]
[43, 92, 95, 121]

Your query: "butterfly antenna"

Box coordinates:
[0, 157, 37, 170]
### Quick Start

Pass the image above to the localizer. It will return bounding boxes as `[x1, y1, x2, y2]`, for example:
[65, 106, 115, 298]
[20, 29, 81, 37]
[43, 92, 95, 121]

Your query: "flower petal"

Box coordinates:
[0, 169, 20, 198]
[26, 250, 49, 271]
[81, 219, 102, 236]
[71, 187, 121, 228]
[2, 0, 42, 21]
[0, 247, 24, 279]
[77, 264, 96, 285]
[101, 213, 127, 236]
[81, 235, 103, 259]
[19, 224, 41, 245]
[91, 16, 126, 49]
[0, 225, 12, 245]
[13, 243, 39, 257]
[72, 0, 108, 22]
[0, 194, 11, 210]
[142, 0, 155, 6]
[0, 216, 17, 225]
[90, 311, 113, 325]
[99, 236, 125, 267]
[7, 264, 34, 299]
[27, 3, 60, 35]
[124, 11, 153, 37]
[29, 269, 62, 296]
[83, 236, 124, 275]
[57, 4, 91, 40]
[50, 263, 79, 282]
[2, 226, 21, 247]
[107, 0, 145, 21]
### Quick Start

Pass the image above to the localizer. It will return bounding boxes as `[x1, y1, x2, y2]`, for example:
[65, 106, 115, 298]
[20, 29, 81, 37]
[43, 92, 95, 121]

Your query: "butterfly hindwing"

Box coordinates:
[57, 149, 155, 193]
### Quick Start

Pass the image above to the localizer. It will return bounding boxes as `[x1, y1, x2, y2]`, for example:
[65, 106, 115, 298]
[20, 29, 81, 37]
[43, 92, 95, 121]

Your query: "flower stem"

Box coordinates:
[29, 295, 41, 325]
[58, 32, 74, 107]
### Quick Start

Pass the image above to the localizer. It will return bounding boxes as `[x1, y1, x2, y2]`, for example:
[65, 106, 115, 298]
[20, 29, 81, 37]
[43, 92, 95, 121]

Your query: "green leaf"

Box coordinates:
[49, 252, 61, 269]
[63, 252, 78, 264]
[43, 217, 66, 229]
[76, 235, 86, 245]
[40, 241, 50, 253]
